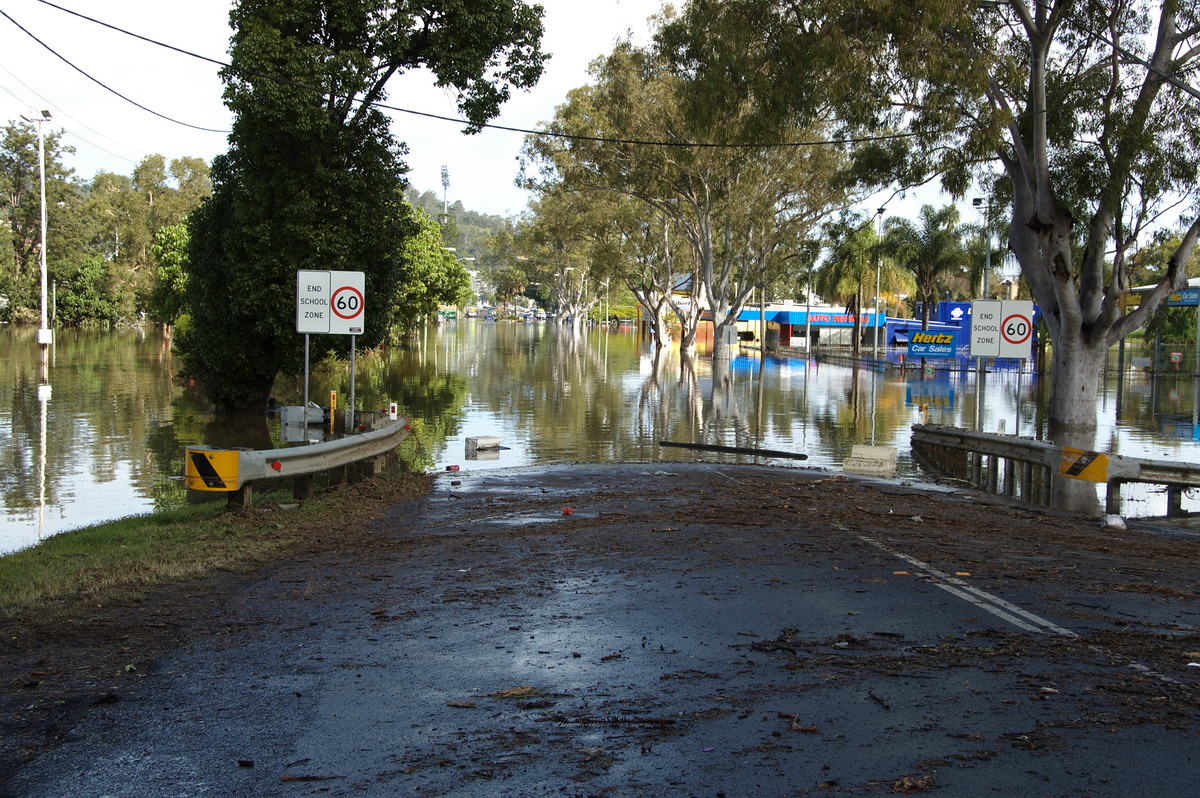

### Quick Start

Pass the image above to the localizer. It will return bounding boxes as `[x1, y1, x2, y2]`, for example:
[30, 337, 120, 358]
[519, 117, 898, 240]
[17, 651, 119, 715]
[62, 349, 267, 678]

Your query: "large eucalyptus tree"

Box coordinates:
[524, 39, 853, 360]
[662, 0, 1200, 449]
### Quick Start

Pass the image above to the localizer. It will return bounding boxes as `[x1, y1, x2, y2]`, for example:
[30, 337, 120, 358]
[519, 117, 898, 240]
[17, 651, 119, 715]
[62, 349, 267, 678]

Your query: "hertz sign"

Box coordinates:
[907, 330, 960, 358]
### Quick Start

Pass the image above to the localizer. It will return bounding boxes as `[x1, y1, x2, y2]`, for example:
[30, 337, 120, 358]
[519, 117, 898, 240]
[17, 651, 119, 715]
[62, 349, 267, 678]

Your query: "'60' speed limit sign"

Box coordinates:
[998, 301, 1033, 358]
[296, 270, 365, 335]
[328, 272, 365, 334]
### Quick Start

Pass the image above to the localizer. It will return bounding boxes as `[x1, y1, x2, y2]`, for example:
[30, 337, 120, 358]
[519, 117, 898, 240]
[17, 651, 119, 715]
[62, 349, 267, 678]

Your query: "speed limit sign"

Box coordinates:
[328, 271, 365, 334]
[997, 301, 1033, 358]
[296, 270, 366, 335]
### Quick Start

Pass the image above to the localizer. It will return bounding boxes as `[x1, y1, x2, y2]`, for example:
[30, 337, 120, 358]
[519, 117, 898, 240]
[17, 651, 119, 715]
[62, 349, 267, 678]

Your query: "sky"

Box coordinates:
[0, 0, 671, 219]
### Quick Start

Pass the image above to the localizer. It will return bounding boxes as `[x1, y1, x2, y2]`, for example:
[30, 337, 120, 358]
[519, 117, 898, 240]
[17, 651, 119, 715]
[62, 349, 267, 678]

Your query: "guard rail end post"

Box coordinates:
[229, 483, 254, 509]
[1105, 480, 1123, 516]
[1167, 486, 1184, 517]
[294, 475, 314, 501]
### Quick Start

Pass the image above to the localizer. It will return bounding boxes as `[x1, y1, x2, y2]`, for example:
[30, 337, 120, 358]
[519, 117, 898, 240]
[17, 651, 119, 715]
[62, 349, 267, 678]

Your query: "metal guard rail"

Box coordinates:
[910, 423, 1200, 517]
[185, 416, 412, 506]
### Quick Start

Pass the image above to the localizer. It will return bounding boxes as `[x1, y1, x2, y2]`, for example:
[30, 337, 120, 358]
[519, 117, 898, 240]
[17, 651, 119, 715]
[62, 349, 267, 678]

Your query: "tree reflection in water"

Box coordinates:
[6, 322, 1200, 551]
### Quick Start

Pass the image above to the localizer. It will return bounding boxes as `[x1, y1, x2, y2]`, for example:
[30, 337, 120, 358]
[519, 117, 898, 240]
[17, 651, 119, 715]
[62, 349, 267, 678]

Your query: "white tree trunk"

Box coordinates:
[711, 314, 737, 361]
[1046, 339, 1107, 515]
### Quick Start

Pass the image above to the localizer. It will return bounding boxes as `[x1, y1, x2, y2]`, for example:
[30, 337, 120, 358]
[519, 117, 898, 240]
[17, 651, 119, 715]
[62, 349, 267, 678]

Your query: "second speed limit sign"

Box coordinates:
[998, 301, 1033, 358]
[328, 271, 366, 335]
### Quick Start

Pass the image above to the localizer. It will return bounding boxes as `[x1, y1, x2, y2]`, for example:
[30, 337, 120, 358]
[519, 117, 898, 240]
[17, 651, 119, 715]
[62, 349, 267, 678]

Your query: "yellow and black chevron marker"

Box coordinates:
[184, 449, 240, 491]
[1058, 447, 1110, 483]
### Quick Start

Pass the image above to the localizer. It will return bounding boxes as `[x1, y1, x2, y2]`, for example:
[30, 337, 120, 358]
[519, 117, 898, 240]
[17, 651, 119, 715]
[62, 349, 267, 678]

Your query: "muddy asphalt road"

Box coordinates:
[4, 463, 1200, 797]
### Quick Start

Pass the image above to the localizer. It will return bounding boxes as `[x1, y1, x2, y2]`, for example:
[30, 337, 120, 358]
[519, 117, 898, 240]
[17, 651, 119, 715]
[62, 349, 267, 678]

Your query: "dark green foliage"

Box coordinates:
[54, 256, 118, 325]
[405, 188, 513, 262]
[147, 224, 191, 328]
[178, 0, 546, 414]
[390, 204, 472, 337]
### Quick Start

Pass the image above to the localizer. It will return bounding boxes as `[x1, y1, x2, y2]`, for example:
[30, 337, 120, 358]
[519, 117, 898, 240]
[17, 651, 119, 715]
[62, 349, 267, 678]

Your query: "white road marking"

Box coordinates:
[857, 534, 1078, 638]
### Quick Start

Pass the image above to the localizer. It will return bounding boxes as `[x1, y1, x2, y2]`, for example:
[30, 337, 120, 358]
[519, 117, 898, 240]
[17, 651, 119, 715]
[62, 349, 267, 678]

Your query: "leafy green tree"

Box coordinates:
[515, 188, 597, 330]
[525, 37, 853, 357]
[148, 223, 190, 330]
[55, 256, 118, 325]
[391, 205, 471, 337]
[179, 0, 546, 414]
[491, 264, 533, 304]
[661, 0, 1200, 477]
[82, 170, 142, 320]
[816, 213, 878, 355]
[0, 123, 209, 326]
[0, 121, 78, 319]
[82, 157, 210, 322]
[592, 193, 684, 352]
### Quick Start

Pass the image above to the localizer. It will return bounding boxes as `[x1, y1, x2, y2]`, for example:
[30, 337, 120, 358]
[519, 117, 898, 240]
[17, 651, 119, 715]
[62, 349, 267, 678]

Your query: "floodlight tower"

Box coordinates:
[441, 166, 450, 219]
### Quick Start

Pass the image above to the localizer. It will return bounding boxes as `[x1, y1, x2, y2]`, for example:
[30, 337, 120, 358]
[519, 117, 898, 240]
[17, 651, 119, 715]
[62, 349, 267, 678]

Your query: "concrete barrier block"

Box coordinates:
[844, 445, 898, 477]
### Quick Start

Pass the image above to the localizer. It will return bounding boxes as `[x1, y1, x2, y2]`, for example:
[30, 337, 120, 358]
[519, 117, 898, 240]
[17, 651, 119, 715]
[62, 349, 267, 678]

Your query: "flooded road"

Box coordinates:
[9, 463, 1199, 797]
[3, 321, 1200, 552]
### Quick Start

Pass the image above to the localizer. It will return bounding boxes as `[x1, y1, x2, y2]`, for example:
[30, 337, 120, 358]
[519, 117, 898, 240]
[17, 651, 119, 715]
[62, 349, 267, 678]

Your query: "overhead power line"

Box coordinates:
[21, 0, 1197, 154]
[19, 0, 921, 151]
[0, 62, 146, 163]
[0, 6, 229, 133]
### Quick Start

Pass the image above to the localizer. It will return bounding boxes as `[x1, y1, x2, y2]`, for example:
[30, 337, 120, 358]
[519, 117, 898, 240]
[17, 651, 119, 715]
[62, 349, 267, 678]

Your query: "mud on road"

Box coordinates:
[3, 463, 1200, 796]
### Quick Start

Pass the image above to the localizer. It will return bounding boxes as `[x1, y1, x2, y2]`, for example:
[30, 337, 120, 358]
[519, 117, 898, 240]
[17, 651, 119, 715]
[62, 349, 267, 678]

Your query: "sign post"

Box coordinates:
[328, 272, 366, 334]
[298, 270, 366, 334]
[968, 300, 1003, 357]
[297, 271, 331, 333]
[297, 271, 366, 433]
[1171, 288, 1200, 431]
[970, 300, 1034, 433]
[969, 301, 1000, 431]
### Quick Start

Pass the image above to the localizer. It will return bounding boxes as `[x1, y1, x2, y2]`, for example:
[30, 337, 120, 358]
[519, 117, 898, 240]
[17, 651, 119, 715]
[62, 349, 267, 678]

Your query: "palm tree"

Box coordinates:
[818, 212, 911, 354]
[882, 205, 967, 329]
[817, 213, 879, 355]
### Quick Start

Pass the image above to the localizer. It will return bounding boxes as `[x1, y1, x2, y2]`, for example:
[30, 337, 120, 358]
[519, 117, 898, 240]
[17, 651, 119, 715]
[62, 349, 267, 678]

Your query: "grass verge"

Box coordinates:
[0, 471, 433, 618]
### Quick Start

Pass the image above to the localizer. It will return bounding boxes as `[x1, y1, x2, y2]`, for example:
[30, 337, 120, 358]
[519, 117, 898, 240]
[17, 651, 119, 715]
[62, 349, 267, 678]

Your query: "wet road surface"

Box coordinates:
[9, 463, 1200, 796]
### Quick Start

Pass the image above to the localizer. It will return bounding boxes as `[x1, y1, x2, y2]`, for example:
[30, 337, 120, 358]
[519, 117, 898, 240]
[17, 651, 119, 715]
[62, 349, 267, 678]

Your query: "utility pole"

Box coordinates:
[973, 196, 992, 299]
[21, 111, 53, 365]
[873, 208, 884, 360]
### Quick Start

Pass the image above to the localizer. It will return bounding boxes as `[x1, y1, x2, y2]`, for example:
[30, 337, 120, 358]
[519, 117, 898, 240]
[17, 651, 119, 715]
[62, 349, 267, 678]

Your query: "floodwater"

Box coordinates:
[3, 322, 1200, 554]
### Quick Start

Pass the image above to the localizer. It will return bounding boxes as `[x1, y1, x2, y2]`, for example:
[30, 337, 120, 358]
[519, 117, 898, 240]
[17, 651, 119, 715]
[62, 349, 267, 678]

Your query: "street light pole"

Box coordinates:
[873, 208, 884, 360]
[22, 111, 53, 362]
[973, 196, 992, 299]
[601, 278, 610, 331]
[972, 196, 993, 431]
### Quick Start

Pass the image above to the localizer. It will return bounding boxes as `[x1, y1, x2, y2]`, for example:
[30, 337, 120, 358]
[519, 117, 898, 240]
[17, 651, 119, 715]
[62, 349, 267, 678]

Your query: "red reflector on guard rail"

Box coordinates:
[271, 460, 282, 471]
